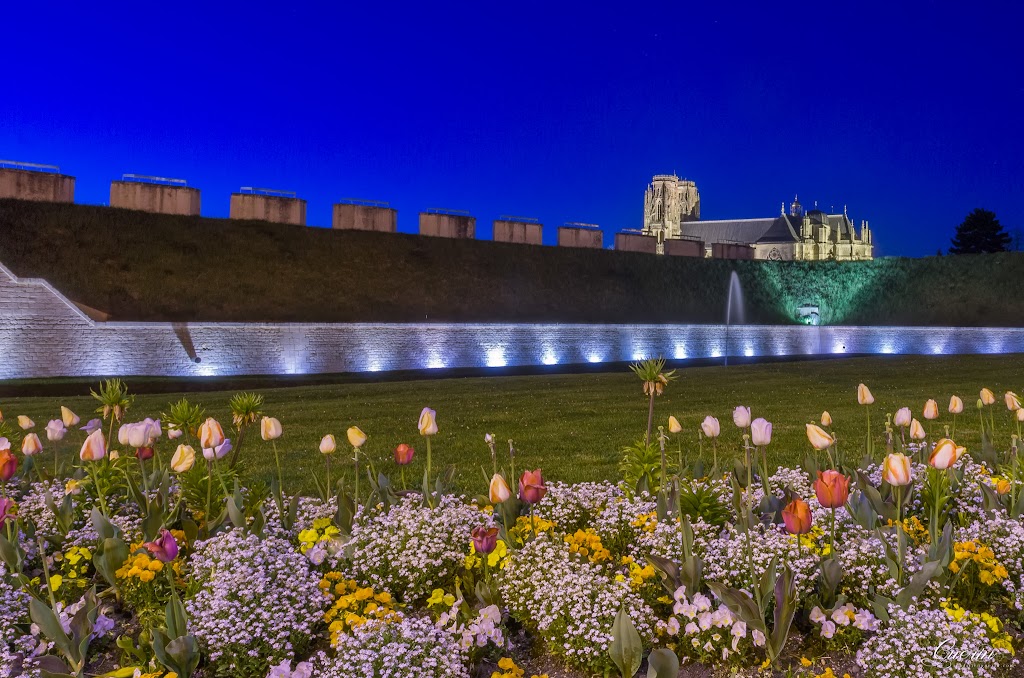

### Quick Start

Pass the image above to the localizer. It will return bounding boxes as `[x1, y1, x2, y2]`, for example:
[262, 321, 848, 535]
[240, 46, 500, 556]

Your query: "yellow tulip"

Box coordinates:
[820, 411, 832, 427]
[857, 383, 874, 405]
[60, 406, 80, 427]
[21, 433, 43, 456]
[1006, 391, 1021, 411]
[980, 388, 996, 406]
[418, 407, 438, 436]
[347, 427, 367, 448]
[489, 473, 512, 503]
[260, 416, 283, 441]
[948, 395, 964, 414]
[668, 416, 682, 434]
[17, 415, 34, 430]
[909, 419, 926, 440]
[923, 399, 939, 420]
[171, 445, 196, 473]
[805, 423, 835, 450]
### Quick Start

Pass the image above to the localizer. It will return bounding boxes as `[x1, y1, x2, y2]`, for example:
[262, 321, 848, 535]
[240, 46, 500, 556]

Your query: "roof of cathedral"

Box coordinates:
[679, 216, 799, 245]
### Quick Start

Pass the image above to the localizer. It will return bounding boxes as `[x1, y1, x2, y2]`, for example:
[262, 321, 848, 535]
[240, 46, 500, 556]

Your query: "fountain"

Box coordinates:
[724, 271, 745, 365]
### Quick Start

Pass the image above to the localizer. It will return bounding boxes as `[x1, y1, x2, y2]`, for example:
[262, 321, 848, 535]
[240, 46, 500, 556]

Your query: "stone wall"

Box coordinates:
[493, 220, 543, 245]
[557, 227, 603, 249]
[614, 233, 657, 253]
[0, 169, 75, 203]
[3, 262, 1024, 379]
[332, 204, 398, 232]
[419, 213, 475, 238]
[109, 182, 201, 216]
[229, 193, 306, 225]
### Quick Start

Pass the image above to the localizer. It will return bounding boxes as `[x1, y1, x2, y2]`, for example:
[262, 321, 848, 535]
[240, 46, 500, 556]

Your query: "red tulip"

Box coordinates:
[136, 446, 155, 461]
[0, 449, 16, 482]
[519, 469, 547, 504]
[0, 497, 15, 523]
[394, 443, 415, 466]
[143, 529, 179, 562]
[814, 470, 850, 509]
[782, 497, 812, 535]
[471, 525, 500, 555]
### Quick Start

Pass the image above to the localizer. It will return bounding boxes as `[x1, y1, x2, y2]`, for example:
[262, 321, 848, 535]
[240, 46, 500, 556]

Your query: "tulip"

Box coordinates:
[171, 445, 196, 473]
[733, 406, 751, 429]
[394, 443, 415, 465]
[0, 449, 16, 482]
[471, 526, 500, 555]
[320, 434, 337, 455]
[484, 433, 494, 444]
[17, 415, 34, 430]
[1018, 408, 1024, 423]
[857, 383, 874, 405]
[167, 426, 183, 440]
[956, 444, 967, 461]
[700, 416, 720, 438]
[1006, 392, 1022, 412]
[923, 399, 939, 420]
[929, 438, 958, 470]
[814, 470, 850, 509]
[60, 406, 80, 427]
[980, 388, 996, 406]
[260, 416, 283, 441]
[118, 423, 132, 446]
[806, 424, 835, 451]
[80, 419, 101, 434]
[882, 453, 912, 486]
[144, 529, 179, 562]
[782, 497, 812, 535]
[418, 407, 438, 436]
[45, 420, 66, 442]
[136, 446, 155, 461]
[949, 396, 964, 414]
[0, 497, 15, 523]
[893, 408, 912, 428]
[489, 473, 512, 503]
[346, 427, 367, 448]
[127, 422, 155, 449]
[200, 418, 225, 449]
[22, 433, 43, 456]
[203, 438, 232, 461]
[79, 429, 106, 461]
[909, 419, 926, 440]
[668, 416, 682, 434]
[0, 438, 7, 451]
[996, 479, 1012, 495]
[750, 418, 772, 446]
[820, 411, 832, 427]
[519, 469, 547, 504]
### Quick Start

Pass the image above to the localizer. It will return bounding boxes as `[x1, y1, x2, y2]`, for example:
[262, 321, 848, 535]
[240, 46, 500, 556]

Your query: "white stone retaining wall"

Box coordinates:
[2, 263, 1023, 379]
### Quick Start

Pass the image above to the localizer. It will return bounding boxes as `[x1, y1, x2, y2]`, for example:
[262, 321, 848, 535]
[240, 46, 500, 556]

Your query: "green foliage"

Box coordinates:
[949, 208, 1011, 255]
[90, 378, 133, 423]
[608, 605, 643, 678]
[619, 439, 661, 494]
[229, 392, 263, 429]
[162, 398, 206, 440]
[677, 482, 730, 526]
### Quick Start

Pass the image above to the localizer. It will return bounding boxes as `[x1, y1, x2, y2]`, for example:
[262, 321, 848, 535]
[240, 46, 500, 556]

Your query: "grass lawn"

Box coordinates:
[3, 354, 1022, 495]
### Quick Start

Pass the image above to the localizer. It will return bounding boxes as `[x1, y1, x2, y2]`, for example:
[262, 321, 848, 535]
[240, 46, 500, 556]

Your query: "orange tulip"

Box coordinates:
[394, 443, 415, 465]
[923, 399, 939, 420]
[782, 497, 812, 535]
[489, 473, 512, 503]
[0, 448, 16, 482]
[814, 470, 850, 509]
[948, 396, 964, 414]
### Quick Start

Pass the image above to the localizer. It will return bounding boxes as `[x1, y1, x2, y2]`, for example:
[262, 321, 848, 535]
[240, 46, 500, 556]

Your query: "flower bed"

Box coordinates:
[0, 378, 1023, 676]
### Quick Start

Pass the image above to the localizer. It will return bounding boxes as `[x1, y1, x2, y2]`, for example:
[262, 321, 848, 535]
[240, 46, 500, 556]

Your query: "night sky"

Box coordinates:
[3, 1, 1021, 257]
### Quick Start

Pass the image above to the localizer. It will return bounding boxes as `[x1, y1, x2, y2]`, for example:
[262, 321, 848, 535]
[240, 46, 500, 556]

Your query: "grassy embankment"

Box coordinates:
[3, 355, 1021, 496]
[1, 198, 1023, 326]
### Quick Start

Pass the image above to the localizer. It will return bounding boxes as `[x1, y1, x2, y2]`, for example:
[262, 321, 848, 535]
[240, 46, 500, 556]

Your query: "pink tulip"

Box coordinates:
[144, 529, 179, 562]
[519, 469, 547, 504]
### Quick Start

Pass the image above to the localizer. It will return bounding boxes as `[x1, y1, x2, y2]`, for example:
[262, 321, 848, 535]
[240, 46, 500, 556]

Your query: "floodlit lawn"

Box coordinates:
[4, 354, 1022, 495]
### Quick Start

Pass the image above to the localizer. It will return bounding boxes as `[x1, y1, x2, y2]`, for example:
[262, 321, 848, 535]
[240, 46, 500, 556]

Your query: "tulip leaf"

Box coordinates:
[706, 581, 764, 633]
[608, 605, 643, 678]
[769, 566, 798, 662]
[166, 634, 201, 677]
[646, 648, 679, 678]
[91, 508, 117, 541]
[36, 654, 74, 678]
[896, 559, 944, 609]
[30, 597, 74, 659]
[94, 536, 129, 589]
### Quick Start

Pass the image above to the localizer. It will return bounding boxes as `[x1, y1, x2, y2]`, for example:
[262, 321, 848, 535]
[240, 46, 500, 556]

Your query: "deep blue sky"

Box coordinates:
[3, 1, 1021, 256]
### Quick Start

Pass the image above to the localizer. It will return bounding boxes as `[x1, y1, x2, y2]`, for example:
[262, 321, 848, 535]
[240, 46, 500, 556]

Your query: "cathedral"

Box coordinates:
[641, 174, 874, 261]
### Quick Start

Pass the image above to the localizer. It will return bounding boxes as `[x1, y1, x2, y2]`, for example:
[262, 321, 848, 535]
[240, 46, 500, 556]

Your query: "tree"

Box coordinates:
[949, 208, 1011, 254]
